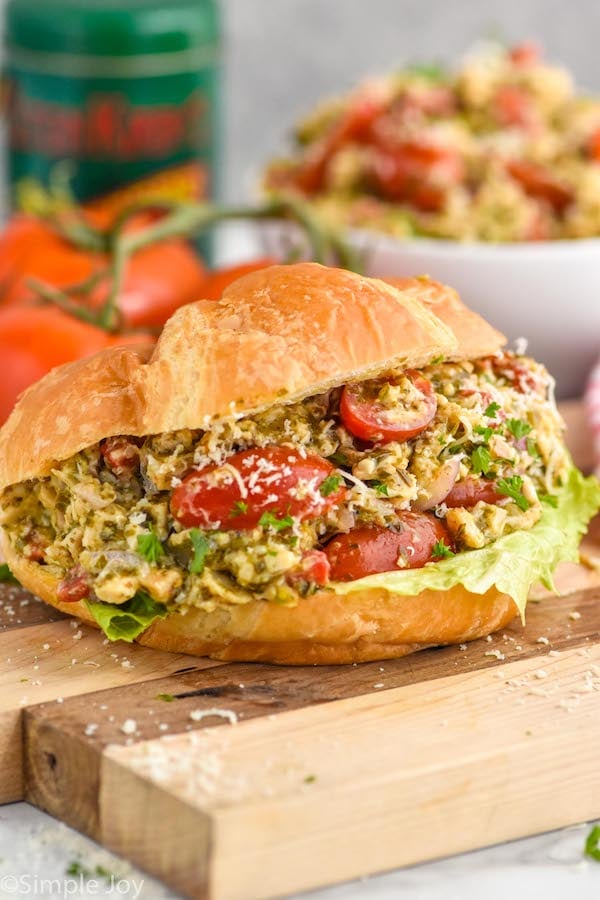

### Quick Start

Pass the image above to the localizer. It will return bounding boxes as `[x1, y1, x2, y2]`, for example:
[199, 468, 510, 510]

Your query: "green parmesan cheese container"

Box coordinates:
[3, 0, 221, 238]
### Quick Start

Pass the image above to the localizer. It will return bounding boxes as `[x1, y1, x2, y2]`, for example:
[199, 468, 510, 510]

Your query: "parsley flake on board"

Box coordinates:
[259, 511, 295, 532]
[484, 402, 501, 418]
[506, 418, 532, 440]
[497, 476, 530, 511]
[189, 529, 210, 574]
[319, 474, 343, 497]
[471, 446, 492, 476]
[156, 693, 175, 702]
[432, 540, 455, 559]
[136, 529, 164, 564]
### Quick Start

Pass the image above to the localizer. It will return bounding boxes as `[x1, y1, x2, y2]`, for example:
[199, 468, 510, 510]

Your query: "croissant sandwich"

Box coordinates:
[0, 263, 598, 664]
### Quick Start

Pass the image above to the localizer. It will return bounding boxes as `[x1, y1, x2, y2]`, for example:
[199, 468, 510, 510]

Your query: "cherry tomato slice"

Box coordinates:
[340, 371, 437, 444]
[444, 477, 503, 508]
[587, 128, 600, 162]
[171, 446, 346, 530]
[368, 141, 464, 211]
[509, 42, 540, 66]
[324, 513, 453, 581]
[493, 86, 535, 128]
[506, 160, 573, 214]
[57, 566, 90, 603]
[287, 550, 331, 587]
[295, 92, 387, 194]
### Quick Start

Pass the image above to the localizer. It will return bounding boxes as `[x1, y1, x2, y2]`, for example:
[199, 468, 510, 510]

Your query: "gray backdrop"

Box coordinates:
[222, 0, 600, 199]
[0, 0, 599, 202]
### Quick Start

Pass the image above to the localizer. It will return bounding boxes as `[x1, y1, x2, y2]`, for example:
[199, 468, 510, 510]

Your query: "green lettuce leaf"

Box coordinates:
[332, 466, 600, 618]
[85, 591, 168, 643]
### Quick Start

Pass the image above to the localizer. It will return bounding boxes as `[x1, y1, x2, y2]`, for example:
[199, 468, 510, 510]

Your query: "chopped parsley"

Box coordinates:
[432, 539, 455, 559]
[66, 861, 113, 883]
[136, 529, 164, 564]
[229, 500, 248, 517]
[471, 446, 492, 476]
[320, 474, 343, 497]
[0, 563, 19, 585]
[585, 825, 600, 861]
[189, 528, 210, 574]
[474, 425, 494, 442]
[496, 475, 530, 511]
[539, 493, 558, 508]
[506, 418, 532, 440]
[370, 480, 390, 496]
[484, 401, 501, 418]
[156, 693, 175, 702]
[259, 511, 295, 532]
[329, 450, 349, 466]
[304, 773, 318, 784]
[526, 438, 541, 458]
[430, 354, 446, 364]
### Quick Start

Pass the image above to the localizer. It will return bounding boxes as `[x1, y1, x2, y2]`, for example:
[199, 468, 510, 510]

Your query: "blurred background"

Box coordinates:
[1, 0, 600, 203]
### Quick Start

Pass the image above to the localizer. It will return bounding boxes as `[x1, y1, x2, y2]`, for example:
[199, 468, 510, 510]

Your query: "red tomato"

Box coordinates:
[0, 307, 151, 423]
[368, 141, 464, 211]
[587, 128, 600, 162]
[57, 566, 90, 603]
[171, 446, 346, 530]
[484, 353, 542, 394]
[324, 514, 452, 581]
[509, 42, 540, 66]
[0, 214, 206, 330]
[93, 241, 207, 329]
[444, 477, 503, 508]
[295, 92, 387, 194]
[100, 436, 141, 477]
[288, 550, 331, 587]
[340, 371, 437, 444]
[506, 160, 573, 214]
[493, 85, 535, 128]
[200, 258, 278, 300]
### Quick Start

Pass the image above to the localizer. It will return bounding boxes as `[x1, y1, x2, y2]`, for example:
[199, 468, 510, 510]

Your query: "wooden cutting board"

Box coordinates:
[1, 400, 600, 899]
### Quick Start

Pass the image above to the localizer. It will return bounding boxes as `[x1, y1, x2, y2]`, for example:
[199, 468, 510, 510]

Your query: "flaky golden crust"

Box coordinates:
[3, 534, 517, 665]
[384, 276, 506, 360]
[0, 263, 460, 491]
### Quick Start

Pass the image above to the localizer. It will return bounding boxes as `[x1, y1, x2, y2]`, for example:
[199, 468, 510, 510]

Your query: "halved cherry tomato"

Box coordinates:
[324, 514, 453, 581]
[484, 353, 542, 394]
[57, 566, 90, 603]
[368, 141, 464, 211]
[295, 92, 387, 194]
[340, 371, 437, 444]
[171, 446, 346, 530]
[509, 42, 540, 66]
[587, 128, 600, 162]
[288, 550, 331, 587]
[444, 477, 503, 508]
[493, 86, 535, 129]
[200, 258, 278, 300]
[0, 307, 151, 423]
[100, 436, 141, 477]
[506, 160, 573, 214]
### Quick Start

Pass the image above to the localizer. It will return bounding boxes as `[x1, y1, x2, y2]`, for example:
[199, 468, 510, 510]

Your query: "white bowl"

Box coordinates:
[260, 222, 600, 400]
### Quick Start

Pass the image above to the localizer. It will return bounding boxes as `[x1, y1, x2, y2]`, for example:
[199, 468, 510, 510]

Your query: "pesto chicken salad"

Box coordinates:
[2, 348, 590, 643]
[265, 42, 600, 242]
